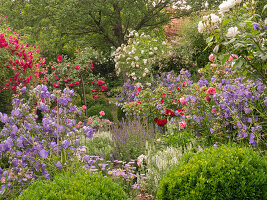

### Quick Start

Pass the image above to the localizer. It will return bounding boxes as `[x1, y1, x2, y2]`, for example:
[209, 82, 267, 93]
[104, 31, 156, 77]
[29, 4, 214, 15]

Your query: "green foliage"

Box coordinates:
[156, 145, 267, 200]
[86, 94, 109, 108]
[117, 106, 126, 121]
[87, 104, 113, 121]
[17, 171, 128, 200]
[0, 157, 9, 169]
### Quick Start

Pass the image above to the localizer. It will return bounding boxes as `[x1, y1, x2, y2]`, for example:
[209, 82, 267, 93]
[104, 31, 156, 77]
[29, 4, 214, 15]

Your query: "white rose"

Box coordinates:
[226, 26, 240, 38]
[142, 73, 146, 77]
[198, 21, 205, 33]
[219, 0, 236, 13]
[131, 62, 135, 67]
[134, 56, 139, 61]
[210, 14, 221, 23]
[162, 41, 166, 45]
[144, 68, 149, 73]
[146, 82, 151, 86]
[154, 47, 158, 50]
[141, 50, 144, 54]
[203, 15, 209, 21]
[131, 72, 135, 76]
[235, 0, 242, 4]
[135, 32, 139, 37]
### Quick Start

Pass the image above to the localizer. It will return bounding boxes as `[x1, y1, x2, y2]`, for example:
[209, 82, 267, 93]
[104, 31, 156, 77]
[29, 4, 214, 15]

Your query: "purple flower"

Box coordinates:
[253, 23, 259, 30]
[236, 121, 243, 129]
[58, 125, 65, 133]
[199, 79, 208, 87]
[39, 149, 48, 159]
[1, 113, 9, 123]
[62, 140, 70, 149]
[58, 97, 68, 106]
[21, 87, 27, 93]
[55, 161, 63, 170]
[210, 128, 214, 134]
[39, 102, 49, 112]
[249, 133, 255, 144]
[50, 94, 56, 100]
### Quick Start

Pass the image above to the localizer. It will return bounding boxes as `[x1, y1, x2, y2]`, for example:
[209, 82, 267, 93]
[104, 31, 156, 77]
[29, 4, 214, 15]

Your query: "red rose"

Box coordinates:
[57, 56, 63, 63]
[98, 80, 104, 86]
[74, 65, 80, 70]
[158, 118, 167, 127]
[207, 87, 216, 95]
[205, 95, 211, 102]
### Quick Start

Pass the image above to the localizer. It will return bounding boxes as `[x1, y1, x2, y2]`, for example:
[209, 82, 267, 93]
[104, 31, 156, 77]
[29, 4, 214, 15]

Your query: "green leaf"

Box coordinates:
[235, 59, 245, 69]
[263, 4, 267, 13]
[242, 69, 248, 75]
[222, 19, 229, 27]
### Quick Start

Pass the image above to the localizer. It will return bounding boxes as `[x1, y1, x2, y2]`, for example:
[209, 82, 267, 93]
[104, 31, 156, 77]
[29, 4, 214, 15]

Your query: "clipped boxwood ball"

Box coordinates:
[18, 172, 128, 200]
[156, 145, 267, 200]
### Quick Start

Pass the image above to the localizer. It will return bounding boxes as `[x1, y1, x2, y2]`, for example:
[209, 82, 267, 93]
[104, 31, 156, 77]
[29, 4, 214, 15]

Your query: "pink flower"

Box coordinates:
[212, 108, 216, 113]
[78, 121, 82, 125]
[209, 54, 215, 62]
[75, 124, 79, 128]
[99, 111, 105, 116]
[180, 97, 186, 105]
[57, 56, 63, 63]
[179, 121, 186, 129]
[207, 87, 216, 95]
[82, 105, 87, 110]
[90, 62, 94, 69]
[98, 80, 104, 85]
[101, 86, 108, 91]
[75, 81, 80, 85]
[74, 65, 80, 70]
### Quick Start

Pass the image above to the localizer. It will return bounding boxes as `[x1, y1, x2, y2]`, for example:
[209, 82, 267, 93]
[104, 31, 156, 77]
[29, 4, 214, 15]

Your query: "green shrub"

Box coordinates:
[156, 145, 267, 200]
[18, 172, 128, 200]
[87, 104, 113, 121]
[117, 106, 126, 121]
[86, 94, 109, 108]
[0, 156, 9, 169]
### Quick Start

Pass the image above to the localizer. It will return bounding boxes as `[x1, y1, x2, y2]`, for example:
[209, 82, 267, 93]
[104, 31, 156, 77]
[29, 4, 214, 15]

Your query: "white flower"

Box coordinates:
[135, 32, 139, 37]
[235, 0, 242, 4]
[226, 26, 240, 38]
[134, 56, 139, 61]
[219, 0, 236, 13]
[143, 59, 147, 65]
[131, 72, 135, 76]
[131, 62, 135, 67]
[210, 14, 221, 23]
[154, 47, 158, 50]
[141, 50, 144, 54]
[149, 52, 153, 55]
[142, 73, 146, 77]
[162, 41, 166, 45]
[144, 68, 149, 73]
[146, 82, 151, 86]
[198, 21, 205, 33]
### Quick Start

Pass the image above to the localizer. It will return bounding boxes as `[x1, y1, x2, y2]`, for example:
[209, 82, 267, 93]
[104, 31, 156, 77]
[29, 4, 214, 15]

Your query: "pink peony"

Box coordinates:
[207, 87, 216, 95]
[179, 121, 187, 129]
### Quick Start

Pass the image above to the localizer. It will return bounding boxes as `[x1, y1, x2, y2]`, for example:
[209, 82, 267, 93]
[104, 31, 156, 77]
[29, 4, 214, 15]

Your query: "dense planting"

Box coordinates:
[0, 0, 266, 199]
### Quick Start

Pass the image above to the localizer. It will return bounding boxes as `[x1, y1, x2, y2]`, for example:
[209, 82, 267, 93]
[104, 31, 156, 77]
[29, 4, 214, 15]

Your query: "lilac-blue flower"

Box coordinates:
[55, 161, 63, 170]
[1, 113, 9, 123]
[39, 149, 48, 159]
[62, 140, 70, 149]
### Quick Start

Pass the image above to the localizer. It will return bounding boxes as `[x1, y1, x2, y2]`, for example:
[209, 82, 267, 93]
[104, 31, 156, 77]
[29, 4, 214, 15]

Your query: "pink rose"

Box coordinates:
[99, 111, 105, 116]
[207, 87, 216, 95]
[209, 54, 215, 62]
[180, 97, 186, 105]
[82, 105, 87, 110]
[179, 121, 186, 129]
[57, 56, 63, 63]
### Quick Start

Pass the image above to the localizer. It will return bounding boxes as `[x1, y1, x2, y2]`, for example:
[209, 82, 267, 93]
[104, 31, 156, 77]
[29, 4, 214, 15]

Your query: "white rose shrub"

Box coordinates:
[114, 30, 171, 82]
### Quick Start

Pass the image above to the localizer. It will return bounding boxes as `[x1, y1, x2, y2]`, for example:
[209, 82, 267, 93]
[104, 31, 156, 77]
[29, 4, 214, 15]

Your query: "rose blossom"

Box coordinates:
[180, 97, 186, 105]
[207, 87, 216, 95]
[179, 121, 187, 129]
[99, 111, 105, 116]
